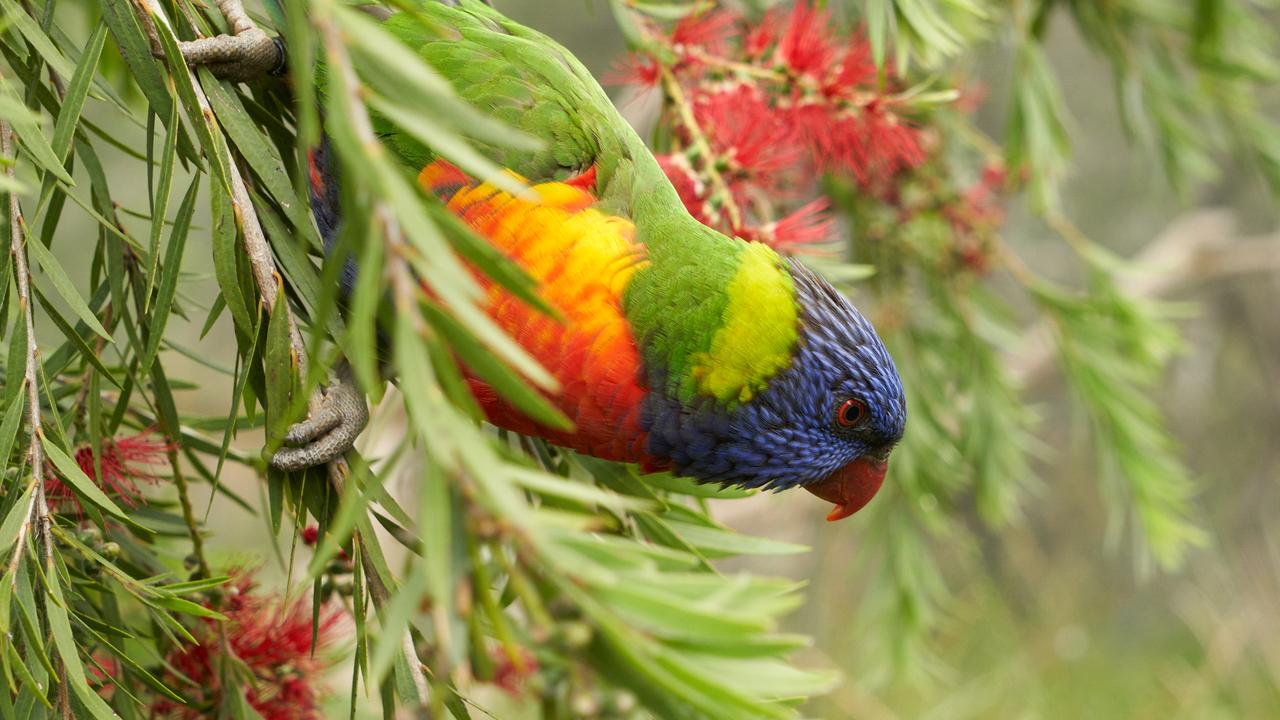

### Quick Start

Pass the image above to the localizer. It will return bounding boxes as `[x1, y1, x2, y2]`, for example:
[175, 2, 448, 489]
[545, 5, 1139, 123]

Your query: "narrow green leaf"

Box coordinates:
[31, 23, 107, 222]
[0, 80, 73, 185]
[25, 233, 110, 339]
[660, 519, 809, 556]
[80, 630, 186, 705]
[421, 301, 569, 430]
[201, 74, 319, 245]
[30, 284, 121, 389]
[149, 16, 231, 189]
[45, 573, 120, 719]
[145, 595, 227, 621]
[139, 176, 198, 377]
[0, 384, 25, 469]
[0, 482, 33, 557]
[144, 95, 179, 311]
[210, 188, 254, 336]
[4, 638, 51, 709]
[1, 0, 78, 84]
[263, 286, 299, 446]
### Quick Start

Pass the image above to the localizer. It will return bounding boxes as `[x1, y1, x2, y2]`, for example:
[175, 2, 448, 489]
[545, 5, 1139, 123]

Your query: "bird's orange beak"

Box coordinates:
[805, 456, 888, 521]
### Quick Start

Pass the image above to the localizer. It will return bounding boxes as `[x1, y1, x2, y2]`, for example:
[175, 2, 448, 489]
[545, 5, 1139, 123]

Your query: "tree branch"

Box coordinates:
[4, 123, 54, 575]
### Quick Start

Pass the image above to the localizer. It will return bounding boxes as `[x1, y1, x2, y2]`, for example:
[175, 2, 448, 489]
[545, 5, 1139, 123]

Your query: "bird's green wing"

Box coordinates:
[380, 1, 652, 201]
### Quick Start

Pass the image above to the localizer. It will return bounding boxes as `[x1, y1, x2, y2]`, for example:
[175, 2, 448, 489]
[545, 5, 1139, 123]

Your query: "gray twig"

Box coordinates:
[4, 123, 54, 575]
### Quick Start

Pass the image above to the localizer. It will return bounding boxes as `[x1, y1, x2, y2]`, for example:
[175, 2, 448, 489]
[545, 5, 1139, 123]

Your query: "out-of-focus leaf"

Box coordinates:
[144, 95, 179, 310]
[264, 284, 301, 446]
[0, 80, 73, 185]
[45, 571, 120, 719]
[660, 519, 809, 557]
[139, 176, 198, 377]
[25, 231, 110, 339]
[0, 482, 33, 557]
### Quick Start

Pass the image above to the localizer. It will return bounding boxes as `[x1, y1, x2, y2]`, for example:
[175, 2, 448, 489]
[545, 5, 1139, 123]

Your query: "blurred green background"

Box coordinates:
[54, 0, 1279, 717]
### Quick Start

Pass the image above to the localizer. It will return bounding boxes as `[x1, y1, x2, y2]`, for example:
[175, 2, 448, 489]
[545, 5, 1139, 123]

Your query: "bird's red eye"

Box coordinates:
[837, 398, 867, 428]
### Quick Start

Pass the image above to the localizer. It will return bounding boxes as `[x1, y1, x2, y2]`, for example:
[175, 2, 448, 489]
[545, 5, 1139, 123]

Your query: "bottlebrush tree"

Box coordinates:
[0, 0, 1274, 719]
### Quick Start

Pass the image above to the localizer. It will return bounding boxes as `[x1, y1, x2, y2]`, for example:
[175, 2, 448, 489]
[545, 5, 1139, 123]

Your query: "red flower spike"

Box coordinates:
[768, 198, 836, 251]
[616, 1, 940, 252]
[656, 154, 710, 223]
[49, 429, 173, 512]
[832, 34, 876, 91]
[692, 85, 800, 189]
[775, 2, 838, 78]
[744, 7, 785, 58]
[301, 525, 320, 546]
[152, 571, 344, 720]
[738, 199, 835, 253]
[670, 10, 737, 56]
[607, 54, 659, 88]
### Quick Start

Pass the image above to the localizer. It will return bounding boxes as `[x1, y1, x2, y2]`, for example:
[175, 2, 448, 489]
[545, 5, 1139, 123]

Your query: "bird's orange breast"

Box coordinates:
[419, 161, 653, 463]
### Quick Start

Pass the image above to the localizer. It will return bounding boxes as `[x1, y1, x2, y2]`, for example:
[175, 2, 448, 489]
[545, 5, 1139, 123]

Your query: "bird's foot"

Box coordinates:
[172, 0, 285, 81]
[270, 361, 369, 472]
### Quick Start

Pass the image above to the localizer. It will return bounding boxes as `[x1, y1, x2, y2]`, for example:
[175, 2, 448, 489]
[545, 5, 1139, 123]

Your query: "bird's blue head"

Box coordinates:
[643, 261, 906, 520]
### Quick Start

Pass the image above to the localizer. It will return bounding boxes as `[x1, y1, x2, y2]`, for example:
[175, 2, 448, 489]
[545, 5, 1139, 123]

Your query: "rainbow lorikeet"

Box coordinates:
[197, 0, 906, 520]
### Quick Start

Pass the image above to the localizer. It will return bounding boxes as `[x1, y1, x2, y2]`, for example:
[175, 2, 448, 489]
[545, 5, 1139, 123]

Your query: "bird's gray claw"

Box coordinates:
[270, 362, 368, 472]
[173, 31, 286, 81]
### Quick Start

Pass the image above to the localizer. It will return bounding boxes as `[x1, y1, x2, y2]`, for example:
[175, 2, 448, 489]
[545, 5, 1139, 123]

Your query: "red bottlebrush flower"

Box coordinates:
[48, 429, 172, 511]
[692, 85, 801, 192]
[656, 153, 710, 223]
[152, 571, 344, 720]
[784, 101, 925, 186]
[670, 9, 737, 56]
[739, 199, 835, 252]
[490, 646, 538, 697]
[744, 7, 785, 58]
[831, 33, 876, 91]
[606, 54, 659, 88]
[774, 2, 838, 78]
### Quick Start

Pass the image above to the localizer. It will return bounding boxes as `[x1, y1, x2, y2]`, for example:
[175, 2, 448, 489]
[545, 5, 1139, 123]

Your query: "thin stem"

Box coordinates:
[4, 123, 54, 574]
[682, 47, 780, 82]
[1045, 211, 1093, 256]
[658, 64, 744, 231]
[72, 304, 112, 429]
[170, 433, 209, 577]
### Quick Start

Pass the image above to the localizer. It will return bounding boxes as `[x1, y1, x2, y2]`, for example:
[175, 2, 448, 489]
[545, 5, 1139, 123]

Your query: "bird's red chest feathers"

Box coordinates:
[419, 160, 654, 464]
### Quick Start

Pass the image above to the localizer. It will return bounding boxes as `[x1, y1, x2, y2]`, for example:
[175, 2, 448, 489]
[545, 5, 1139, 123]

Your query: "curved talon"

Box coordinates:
[270, 362, 368, 472]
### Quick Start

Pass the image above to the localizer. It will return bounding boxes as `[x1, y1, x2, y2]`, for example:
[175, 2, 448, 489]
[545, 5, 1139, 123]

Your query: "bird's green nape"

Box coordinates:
[624, 233, 801, 405]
